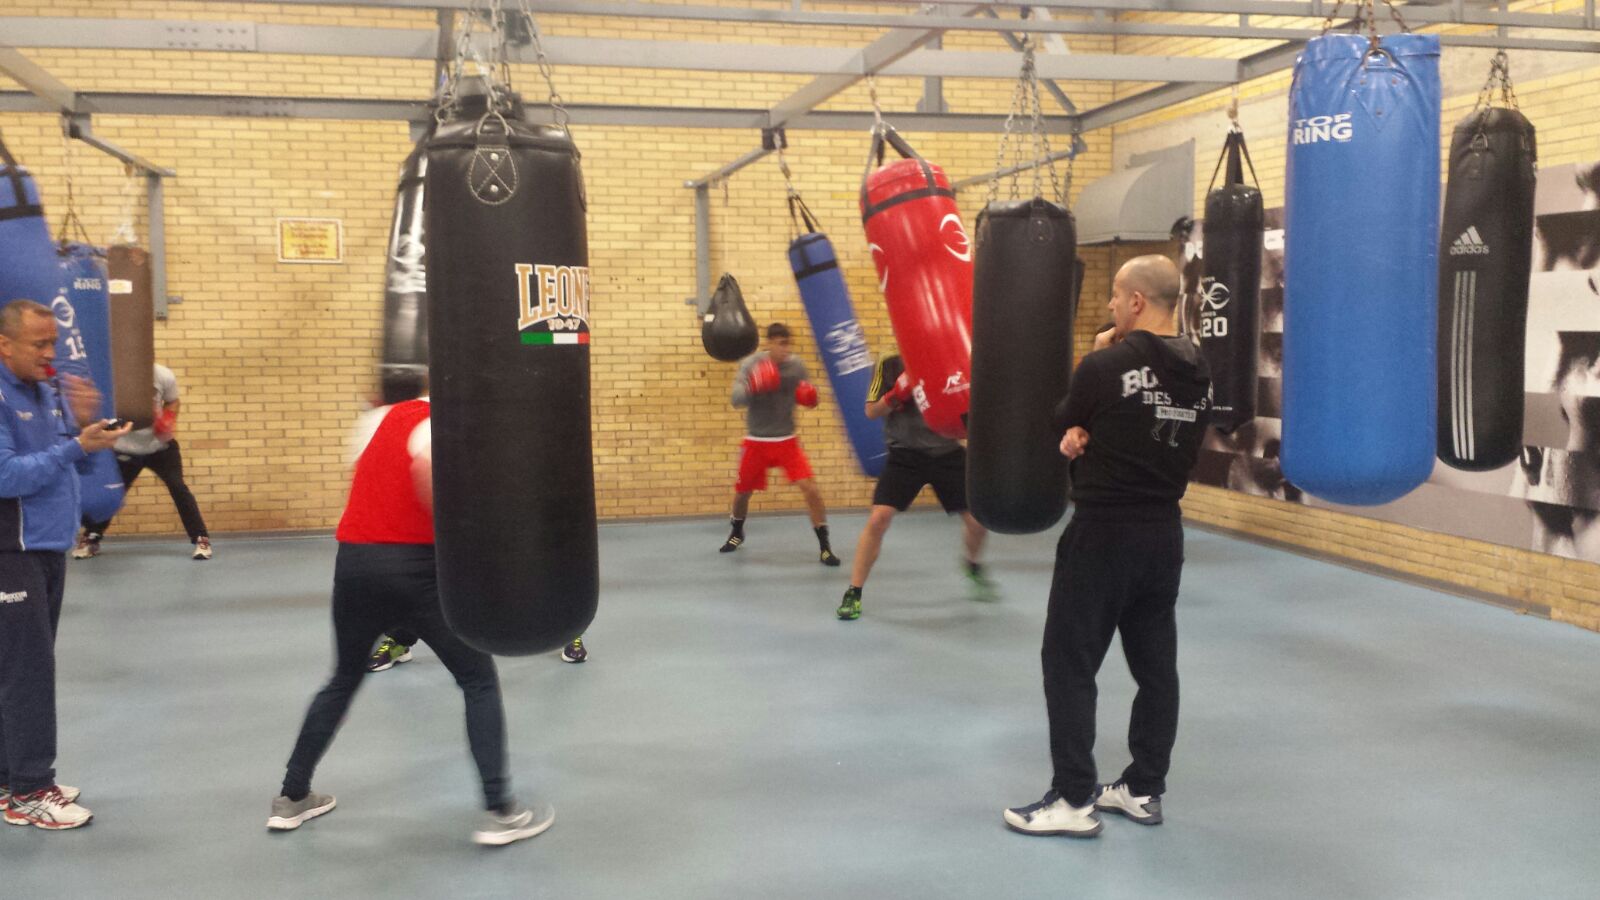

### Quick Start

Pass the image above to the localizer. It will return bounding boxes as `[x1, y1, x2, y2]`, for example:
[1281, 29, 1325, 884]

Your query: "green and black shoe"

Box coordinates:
[837, 586, 862, 621]
[966, 562, 999, 602]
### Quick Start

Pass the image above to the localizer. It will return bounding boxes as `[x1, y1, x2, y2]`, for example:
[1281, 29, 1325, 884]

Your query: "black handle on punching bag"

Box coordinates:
[859, 126, 943, 219]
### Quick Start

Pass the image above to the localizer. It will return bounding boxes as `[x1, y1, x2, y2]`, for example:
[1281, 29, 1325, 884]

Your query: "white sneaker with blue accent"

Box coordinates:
[1094, 781, 1163, 825]
[1003, 789, 1102, 837]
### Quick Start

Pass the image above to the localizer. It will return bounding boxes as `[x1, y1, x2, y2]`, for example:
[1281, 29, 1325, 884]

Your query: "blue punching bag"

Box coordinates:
[1283, 34, 1440, 505]
[53, 243, 126, 522]
[788, 195, 886, 477]
[0, 134, 60, 309]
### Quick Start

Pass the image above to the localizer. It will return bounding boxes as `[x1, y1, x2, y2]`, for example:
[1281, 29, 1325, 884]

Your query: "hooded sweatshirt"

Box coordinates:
[1054, 331, 1212, 515]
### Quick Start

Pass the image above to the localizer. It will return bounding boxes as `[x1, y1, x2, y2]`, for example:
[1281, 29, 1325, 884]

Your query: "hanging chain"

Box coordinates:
[1474, 49, 1519, 111]
[866, 74, 885, 134]
[55, 125, 93, 246]
[1321, 0, 1408, 46]
[514, 0, 571, 132]
[110, 163, 139, 245]
[989, 38, 1062, 206]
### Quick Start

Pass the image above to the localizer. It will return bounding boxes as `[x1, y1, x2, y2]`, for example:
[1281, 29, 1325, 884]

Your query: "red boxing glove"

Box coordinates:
[747, 358, 781, 395]
[886, 372, 915, 407]
[794, 380, 819, 409]
[154, 408, 178, 440]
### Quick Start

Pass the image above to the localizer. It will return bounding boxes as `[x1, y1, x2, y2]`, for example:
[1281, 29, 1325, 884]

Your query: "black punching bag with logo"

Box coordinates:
[382, 133, 431, 381]
[967, 198, 1076, 534]
[701, 272, 758, 362]
[1199, 129, 1264, 435]
[425, 100, 597, 655]
[1437, 107, 1536, 471]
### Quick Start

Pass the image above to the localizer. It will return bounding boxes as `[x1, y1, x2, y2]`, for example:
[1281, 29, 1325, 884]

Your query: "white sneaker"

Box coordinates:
[1, 783, 79, 815]
[1094, 781, 1163, 825]
[3, 786, 93, 830]
[192, 536, 212, 560]
[1003, 790, 1102, 837]
[267, 792, 336, 831]
[473, 800, 555, 846]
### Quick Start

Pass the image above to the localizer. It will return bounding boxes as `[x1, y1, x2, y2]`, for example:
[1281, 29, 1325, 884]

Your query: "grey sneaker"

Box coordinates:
[473, 800, 554, 846]
[267, 792, 336, 831]
[1094, 781, 1163, 825]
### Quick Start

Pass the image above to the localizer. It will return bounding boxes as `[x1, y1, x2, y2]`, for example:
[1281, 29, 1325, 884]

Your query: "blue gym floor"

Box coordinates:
[5, 512, 1598, 899]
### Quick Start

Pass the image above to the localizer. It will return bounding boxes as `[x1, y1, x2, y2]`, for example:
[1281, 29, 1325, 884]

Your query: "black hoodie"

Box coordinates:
[1053, 331, 1212, 515]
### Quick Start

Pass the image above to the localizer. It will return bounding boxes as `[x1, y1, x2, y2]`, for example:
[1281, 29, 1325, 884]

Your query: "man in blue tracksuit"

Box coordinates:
[0, 299, 128, 831]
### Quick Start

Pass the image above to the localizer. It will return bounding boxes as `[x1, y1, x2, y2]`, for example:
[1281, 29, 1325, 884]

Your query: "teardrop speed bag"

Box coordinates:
[702, 273, 759, 362]
[1437, 107, 1536, 471]
[1282, 34, 1440, 506]
[968, 198, 1075, 534]
[426, 106, 598, 655]
[1199, 131, 1264, 435]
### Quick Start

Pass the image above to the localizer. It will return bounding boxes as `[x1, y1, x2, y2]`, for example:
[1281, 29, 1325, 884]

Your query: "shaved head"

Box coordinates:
[1116, 255, 1182, 312]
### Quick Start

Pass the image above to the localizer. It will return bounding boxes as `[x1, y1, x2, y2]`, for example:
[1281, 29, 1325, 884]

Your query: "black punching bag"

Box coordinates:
[382, 133, 430, 382]
[1437, 106, 1536, 471]
[1198, 129, 1263, 434]
[425, 98, 597, 655]
[701, 272, 759, 362]
[968, 197, 1076, 534]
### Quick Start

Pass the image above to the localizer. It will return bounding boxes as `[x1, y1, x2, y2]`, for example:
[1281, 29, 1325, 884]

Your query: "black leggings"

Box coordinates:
[281, 543, 510, 809]
[82, 441, 209, 542]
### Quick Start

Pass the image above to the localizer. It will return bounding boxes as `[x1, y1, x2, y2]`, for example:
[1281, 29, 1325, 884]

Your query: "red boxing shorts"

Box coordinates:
[735, 436, 814, 493]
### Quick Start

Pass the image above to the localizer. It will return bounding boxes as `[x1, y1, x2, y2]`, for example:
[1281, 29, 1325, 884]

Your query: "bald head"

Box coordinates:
[1116, 255, 1182, 312]
[1107, 254, 1182, 339]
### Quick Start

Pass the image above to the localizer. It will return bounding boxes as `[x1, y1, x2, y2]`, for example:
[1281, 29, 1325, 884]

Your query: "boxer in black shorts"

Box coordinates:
[836, 354, 996, 620]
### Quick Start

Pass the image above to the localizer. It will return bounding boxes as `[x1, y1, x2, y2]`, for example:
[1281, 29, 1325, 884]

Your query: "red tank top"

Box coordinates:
[335, 400, 434, 544]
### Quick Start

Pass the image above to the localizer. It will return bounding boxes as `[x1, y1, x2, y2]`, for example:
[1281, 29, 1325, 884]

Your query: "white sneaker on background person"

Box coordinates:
[1002, 789, 1102, 837]
[3, 786, 92, 830]
[1094, 781, 1164, 825]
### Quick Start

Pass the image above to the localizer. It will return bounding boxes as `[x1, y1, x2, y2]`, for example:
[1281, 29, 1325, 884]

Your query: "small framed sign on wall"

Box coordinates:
[277, 218, 343, 264]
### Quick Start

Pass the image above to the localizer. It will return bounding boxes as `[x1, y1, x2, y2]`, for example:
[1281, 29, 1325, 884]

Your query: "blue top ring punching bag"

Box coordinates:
[1283, 33, 1440, 505]
[788, 194, 886, 477]
[0, 133, 60, 313]
[54, 242, 126, 522]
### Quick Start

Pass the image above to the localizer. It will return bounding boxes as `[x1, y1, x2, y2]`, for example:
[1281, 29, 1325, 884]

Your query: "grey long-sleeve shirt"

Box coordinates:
[731, 352, 810, 438]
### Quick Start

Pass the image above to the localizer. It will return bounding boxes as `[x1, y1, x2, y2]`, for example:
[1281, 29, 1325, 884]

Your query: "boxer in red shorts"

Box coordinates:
[719, 323, 840, 566]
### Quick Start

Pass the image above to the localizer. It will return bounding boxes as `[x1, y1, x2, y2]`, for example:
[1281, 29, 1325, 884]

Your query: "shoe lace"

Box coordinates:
[19, 785, 66, 808]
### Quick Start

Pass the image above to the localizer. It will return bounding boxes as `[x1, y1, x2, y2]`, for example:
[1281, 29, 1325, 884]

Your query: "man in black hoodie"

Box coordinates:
[1004, 255, 1211, 839]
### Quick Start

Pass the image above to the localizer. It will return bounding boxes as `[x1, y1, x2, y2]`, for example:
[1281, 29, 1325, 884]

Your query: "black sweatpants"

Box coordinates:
[281, 543, 510, 809]
[83, 441, 209, 542]
[0, 552, 67, 796]
[1042, 511, 1184, 807]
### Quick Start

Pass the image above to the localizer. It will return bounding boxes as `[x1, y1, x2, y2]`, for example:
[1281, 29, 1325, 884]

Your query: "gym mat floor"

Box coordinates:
[6, 512, 1598, 900]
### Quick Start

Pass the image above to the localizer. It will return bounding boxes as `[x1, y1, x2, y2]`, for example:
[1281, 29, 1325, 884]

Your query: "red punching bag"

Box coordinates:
[860, 127, 972, 439]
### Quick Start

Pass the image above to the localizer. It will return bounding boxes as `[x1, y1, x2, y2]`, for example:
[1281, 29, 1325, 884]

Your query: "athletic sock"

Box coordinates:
[814, 524, 831, 550]
[730, 517, 745, 538]
[967, 561, 982, 577]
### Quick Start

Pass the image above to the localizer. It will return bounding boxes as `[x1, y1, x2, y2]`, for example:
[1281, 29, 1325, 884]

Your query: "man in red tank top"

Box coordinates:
[268, 380, 554, 846]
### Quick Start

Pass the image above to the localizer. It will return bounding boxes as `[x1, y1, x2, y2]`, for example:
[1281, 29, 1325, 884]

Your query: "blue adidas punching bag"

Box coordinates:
[788, 196, 886, 477]
[1283, 33, 1440, 505]
[53, 244, 125, 521]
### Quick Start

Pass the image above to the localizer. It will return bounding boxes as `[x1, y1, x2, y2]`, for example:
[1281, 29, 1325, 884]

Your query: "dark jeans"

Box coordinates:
[0, 552, 67, 795]
[83, 441, 209, 542]
[1042, 512, 1184, 807]
[281, 543, 510, 809]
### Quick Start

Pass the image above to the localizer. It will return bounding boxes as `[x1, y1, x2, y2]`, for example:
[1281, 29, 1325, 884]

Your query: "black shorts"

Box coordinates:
[872, 446, 968, 513]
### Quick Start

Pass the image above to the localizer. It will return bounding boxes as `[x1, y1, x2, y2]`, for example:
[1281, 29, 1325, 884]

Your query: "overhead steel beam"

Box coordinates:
[61, 113, 175, 177]
[1076, 38, 1307, 134]
[212, 0, 1600, 35]
[0, 91, 1076, 135]
[0, 46, 77, 112]
[767, 4, 983, 129]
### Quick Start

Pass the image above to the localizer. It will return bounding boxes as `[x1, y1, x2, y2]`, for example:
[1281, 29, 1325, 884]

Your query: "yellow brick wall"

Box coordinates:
[1097, 9, 1600, 632]
[0, 2, 1110, 533]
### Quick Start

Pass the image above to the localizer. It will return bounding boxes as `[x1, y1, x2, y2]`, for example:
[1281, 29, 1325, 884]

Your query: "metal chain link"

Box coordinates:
[1474, 49, 1520, 111]
[866, 74, 885, 133]
[55, 124, 92, 246]
[988, 38, 1063, 206]
[515, 0, 572, 132]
